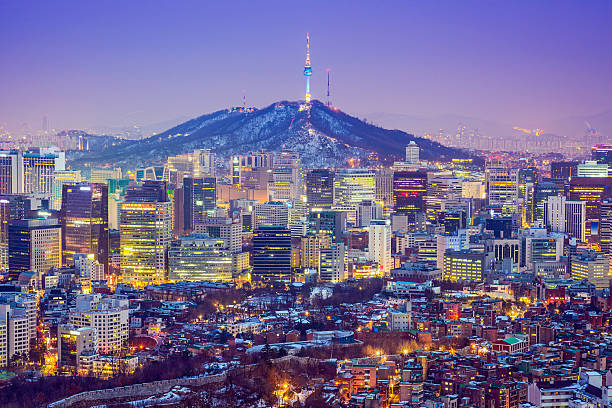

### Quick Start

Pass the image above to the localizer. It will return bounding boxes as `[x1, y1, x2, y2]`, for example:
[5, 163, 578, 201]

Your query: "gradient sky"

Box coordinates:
[1, 0, 611, 136]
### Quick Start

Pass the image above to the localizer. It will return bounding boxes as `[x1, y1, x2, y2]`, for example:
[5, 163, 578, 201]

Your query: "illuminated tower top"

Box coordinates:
[304, 33, 312, 103]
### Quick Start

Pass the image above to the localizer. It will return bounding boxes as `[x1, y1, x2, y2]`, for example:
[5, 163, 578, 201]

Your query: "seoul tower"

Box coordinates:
[304, 33, 312, 103]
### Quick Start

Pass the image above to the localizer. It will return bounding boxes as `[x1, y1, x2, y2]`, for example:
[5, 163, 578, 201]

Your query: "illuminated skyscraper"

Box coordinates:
[51, 170, 82, 211]
[333, 169, 376, 209]
[23, 148, 66, 195]
[120, 184, 172, 287]
[568, 177, 612, 242]
[393, 171, 427, 215]
[306, 169, 334, 209]
[405, 141, 420, 164]
[183, 177, 216, 232]
[60, 182, 109, 268]
[252, 226, 292, 282]
[168, 234, 232, 282]
[8, 218, 61, 281]
[485, 163, 518, 216]
[368, 219, 392, 275]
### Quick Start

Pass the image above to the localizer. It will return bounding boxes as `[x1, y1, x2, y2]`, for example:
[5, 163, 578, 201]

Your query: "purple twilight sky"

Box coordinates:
[1, 0, 611, 137]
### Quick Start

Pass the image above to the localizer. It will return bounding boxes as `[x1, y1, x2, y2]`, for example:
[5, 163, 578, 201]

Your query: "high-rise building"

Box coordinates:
[8, 218, 61, 281]
[443, 250, 486, 282]
[60, 182, 109, 268]
[533, 182, 558, 225]
[90, 168, 122, 185]
[22, 148, 66, 195]
[168, 234, 232, 282]
[571, 249, 610, 289]
[0, 304, 30, 367]
[601, 201, 612, 266]
[546, 196, 586, 242]
[550, 161, 579, 180]
[183, 177, 216, 232]
[333, 169, 376, 208]
[405, 141, 420, 165]
[69, 294, 129, 354]
[194, 218, 242, 253]
[357, 200, 383, 227]
[368, 219, 392, 275]
[486, 163, 518, 216]
[254, 201, 289, 228]
[517, 168, 537, 226]
[592, 144, 612, 165]
[425, 173, 461, 222]
[393, 171, 427, 215]
[319, 242, 347, 283]
[308, 210, 346, 242]
[568, 177, 612, 242]
[268, 151, 303, 201]
[252, 226, 292, 281]
[300, 234, 332, 269]
[230, 150, 273, 186]
[375, 169, 394, 208]
[577, 161, 609, 177]
[51, 170, 82, 211]
[305, 169, 334, 209]
[0, 151, 22, 195]
[120, 200, 173, 287]
[0, 196, 28, 273]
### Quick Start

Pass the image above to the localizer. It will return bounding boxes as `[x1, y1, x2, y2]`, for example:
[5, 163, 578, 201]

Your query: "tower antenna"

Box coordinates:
[242, 89, 246, 110]
[327, 68, 331, 107]
[303, 33, 312, 103]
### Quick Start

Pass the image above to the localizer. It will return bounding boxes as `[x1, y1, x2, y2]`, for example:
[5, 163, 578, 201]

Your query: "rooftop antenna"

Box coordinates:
[326, 68, 331, 107]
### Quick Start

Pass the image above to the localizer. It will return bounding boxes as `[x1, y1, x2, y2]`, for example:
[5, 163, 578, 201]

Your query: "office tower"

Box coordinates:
[120, 200, 172, 287]
[252, 226, 292, 281]
[461, 181, 486, 199]
[135, 166, 163, 182]
[436, 230, 469, 269]
[438, 210, 466, 234]
[568, 177, 612, 242]
[183, 177, 216, 232]
[393, 171, 427, 215]
[305, 169, 334, 208]
[8, 218, 61, 281]
[517, 168, 537, 226]
[165, 149, 216, 184]
[308, 210, 346, 242]
[194, 218, 242, 253]
[22, 148, 65, 195]
[520, 229, 564, 269]
[375, 169, 394, 208]
[0, 196, 29, 273]
[357, 200, 383, 227]
[571, 249, 610, 289]
[168, 234, 232, 282]
[368, 219, 392, 275]
[268, 151, 303, 201]
[425, 173, 461, 222]
[551, 161, 579, 180]
[69, 294, 129, 354]
[319, 242, 347, 283]
[533, 182, 558, 224]
[546, 196, 586, 242]
[592, 144, 612, 165]
[57, 324, 97, 374]
[577, 161, 609, 178]
[405, 141, 420, 164]
[51, 170, 82, 211]
[601, 201, 612, 263]
[0, 151, 22, 194]
[300, 234, 332, 269]
[60, 182, 109, 268]
[74, 253, 105, 281]
[443, 250, 486, 281]
[485, 163, 518, 216]
[90, 168, 122, 185]
[125, 180, 168, 202]
[254, 201, 289, 228]
[333, 169, 376, 208]
[230, 150, 273, 185]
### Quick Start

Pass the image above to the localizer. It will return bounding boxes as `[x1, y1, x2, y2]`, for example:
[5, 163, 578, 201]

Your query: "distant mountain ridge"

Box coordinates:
[68, 100, 476, 169]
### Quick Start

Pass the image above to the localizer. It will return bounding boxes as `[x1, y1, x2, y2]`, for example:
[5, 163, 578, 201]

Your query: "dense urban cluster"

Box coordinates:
[0, 138, 611, 408]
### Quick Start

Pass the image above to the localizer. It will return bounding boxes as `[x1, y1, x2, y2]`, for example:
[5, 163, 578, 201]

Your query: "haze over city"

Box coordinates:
[1, 0, 611, 138]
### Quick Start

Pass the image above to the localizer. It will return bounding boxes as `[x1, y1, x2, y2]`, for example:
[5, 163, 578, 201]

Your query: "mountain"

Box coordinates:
[68, 100, 477, 169]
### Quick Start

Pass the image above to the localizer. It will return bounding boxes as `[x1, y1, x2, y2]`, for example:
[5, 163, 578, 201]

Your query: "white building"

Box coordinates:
[253, 201, 289, 228]
[0, 304, 30, 367]
[546, 196, 586, 242]
[357, 200, 383, 228]
[69, 294, 129, 355]
[51, 170, 82, 210]
[368, 219, 392, 275]
[74, 253, 105, 281]
[405, 141, 420, 165]
[319, 242, 347, 283]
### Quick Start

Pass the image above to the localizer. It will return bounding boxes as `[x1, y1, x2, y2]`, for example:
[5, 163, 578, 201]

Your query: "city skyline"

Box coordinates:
[1, 0, 611, 138]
